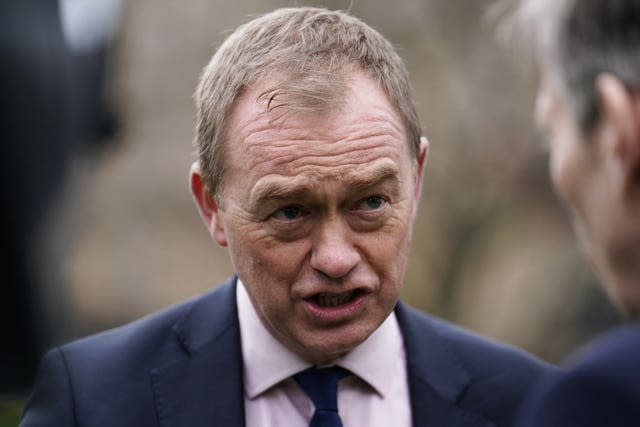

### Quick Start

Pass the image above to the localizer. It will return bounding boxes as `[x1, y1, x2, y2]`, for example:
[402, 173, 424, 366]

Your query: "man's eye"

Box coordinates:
[357, 196, 386, 211]
[272, 206, 305, 221]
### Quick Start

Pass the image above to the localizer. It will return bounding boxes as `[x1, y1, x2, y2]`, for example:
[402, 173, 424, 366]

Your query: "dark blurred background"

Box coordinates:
[0, 0, 619, 423]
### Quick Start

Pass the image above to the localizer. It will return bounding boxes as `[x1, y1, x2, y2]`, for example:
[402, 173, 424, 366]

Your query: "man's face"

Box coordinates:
[536, 79, 596, 217]
[535, 77, 625, 307]
[202, 72, 426, 364]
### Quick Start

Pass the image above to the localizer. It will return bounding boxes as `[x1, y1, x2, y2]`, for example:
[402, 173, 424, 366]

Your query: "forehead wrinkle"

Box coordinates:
[329, 106, 407, 148]
[243, 118, 406, 165]
[353, 104, 406, 134]
[237, 94, 406, 147]
[230, 99, 408, 170]
[338, 111, 405, 138]
[238, 130, 404, 177]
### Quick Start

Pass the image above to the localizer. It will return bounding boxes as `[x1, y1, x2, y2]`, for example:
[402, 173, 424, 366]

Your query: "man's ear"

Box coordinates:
[189, 162, 228, 247]
[596, 74, 640, 197]
[413, 136, 430, 201]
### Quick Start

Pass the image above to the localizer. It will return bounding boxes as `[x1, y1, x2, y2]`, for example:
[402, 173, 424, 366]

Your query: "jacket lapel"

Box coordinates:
[151, 277, 245, 427]
[396, 303, 495, 427]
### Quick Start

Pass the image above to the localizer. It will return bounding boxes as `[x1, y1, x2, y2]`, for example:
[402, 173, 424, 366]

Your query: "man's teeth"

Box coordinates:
[315, 291, 355, 307]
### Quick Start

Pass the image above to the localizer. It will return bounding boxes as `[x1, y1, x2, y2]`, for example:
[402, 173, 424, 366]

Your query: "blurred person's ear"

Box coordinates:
[413, 136, 429, 198]
[189, 162, 228, 247]
[596, 74, 640, 200]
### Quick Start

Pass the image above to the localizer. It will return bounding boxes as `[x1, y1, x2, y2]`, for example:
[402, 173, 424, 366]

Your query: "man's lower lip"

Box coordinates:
[303, 291, 368, 322]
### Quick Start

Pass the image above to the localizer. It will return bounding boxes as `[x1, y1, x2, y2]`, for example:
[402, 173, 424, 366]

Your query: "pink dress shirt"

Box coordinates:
[237, 279, 412, 427]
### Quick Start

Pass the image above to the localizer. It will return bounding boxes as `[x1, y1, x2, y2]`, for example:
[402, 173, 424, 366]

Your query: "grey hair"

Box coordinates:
[499, 0, 640, 132]
[193, 7, 421, 199]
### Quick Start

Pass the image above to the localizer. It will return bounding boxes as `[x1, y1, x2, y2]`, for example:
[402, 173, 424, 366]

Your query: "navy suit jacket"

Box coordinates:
[516, 324, 640, 427]
[21, 277, 554, 426]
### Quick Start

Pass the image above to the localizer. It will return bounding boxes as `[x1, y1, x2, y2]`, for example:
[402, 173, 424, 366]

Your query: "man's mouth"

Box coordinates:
[314, 290, 357, 307]
[307, 289, 368, 308]
[303, 288, 368, 322]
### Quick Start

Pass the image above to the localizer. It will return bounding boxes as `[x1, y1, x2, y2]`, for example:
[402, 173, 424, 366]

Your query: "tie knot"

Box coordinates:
[294, 366, 350, 412]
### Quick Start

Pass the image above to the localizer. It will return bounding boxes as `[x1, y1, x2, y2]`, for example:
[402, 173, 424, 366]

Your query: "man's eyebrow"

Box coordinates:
[347, 164, 400, 193]
[249, 181, 312, 206]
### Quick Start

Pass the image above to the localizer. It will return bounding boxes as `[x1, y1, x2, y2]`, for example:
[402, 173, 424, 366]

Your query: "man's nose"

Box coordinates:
[310, 217, 360, 279]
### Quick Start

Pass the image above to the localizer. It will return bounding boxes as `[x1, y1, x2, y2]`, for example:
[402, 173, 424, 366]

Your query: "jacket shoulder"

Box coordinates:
[62, 290, 206, 367]
[21, 279, 237, 427]
[62, 276, 236, 361]
[398, 303, 553, 375]
[396, 303, 557, 425]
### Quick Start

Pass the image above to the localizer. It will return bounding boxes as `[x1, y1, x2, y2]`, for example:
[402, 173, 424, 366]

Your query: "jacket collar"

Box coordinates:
[150, 276, 245, 427]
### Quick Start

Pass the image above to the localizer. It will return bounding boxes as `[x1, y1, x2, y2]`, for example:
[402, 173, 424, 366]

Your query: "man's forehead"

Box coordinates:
[228, 73, 405, 137]
[223, 77, 409, 163]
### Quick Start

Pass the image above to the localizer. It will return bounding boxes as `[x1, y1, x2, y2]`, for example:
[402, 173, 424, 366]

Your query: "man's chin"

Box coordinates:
[302, 342, 359, 365]
[294, 328, 372, 365]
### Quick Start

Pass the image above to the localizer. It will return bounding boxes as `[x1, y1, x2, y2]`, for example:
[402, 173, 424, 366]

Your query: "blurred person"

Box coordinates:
[499, 0, 640, 425]
[0, 0, 119, 394]
[0, 0, 66, 394]
[21, 7, 554, 426]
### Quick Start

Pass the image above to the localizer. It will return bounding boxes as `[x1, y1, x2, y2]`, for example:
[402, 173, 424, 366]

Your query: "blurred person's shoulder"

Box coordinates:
[516, 323, 640, 427]
[566, 322, 640, 370]
[561, 323, 640, 392]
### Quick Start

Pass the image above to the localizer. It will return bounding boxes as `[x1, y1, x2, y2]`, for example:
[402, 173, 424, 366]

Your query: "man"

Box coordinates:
[21, 7, 553, 426]
[503, 0, 640, 425]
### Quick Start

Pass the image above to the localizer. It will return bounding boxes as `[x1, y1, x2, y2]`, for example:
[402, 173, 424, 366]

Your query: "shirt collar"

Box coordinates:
[236, 278, 405, 399]
[333, 307, 404, 397]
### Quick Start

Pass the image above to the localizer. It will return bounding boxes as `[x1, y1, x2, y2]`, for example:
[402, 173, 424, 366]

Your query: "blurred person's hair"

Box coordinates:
[497, 0, 640, 132]
[194, 7, 421, 201]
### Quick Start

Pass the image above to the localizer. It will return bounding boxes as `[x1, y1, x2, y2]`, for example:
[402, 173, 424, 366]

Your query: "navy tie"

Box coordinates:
[294, 366, 350, 427]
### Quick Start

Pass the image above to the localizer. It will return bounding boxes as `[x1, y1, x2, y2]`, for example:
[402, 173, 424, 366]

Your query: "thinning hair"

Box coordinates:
[500, 0, 640, 131]
[193, 7, 421, 199]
